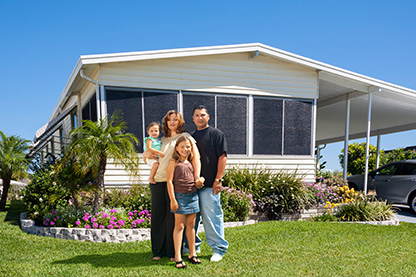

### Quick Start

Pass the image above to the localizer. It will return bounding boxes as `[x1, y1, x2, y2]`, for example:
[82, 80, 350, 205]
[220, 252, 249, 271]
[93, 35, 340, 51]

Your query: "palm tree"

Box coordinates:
[64, 113, 140, 213]
[0, 131, 30, 210]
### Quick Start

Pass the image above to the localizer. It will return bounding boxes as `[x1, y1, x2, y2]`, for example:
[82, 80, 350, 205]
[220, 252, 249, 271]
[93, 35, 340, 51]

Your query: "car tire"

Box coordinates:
[408, 193, 416, 215]
[348, 182, 358, 191]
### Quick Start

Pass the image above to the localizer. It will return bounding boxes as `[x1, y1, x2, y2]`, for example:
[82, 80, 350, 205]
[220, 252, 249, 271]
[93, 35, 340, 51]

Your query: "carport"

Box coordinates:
[316, 69, 416, 192]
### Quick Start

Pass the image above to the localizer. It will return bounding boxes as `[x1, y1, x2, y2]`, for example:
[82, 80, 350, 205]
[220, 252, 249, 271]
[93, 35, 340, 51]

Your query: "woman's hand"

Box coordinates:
[171, 200, 178, 212]
[195, 177, 205, 189]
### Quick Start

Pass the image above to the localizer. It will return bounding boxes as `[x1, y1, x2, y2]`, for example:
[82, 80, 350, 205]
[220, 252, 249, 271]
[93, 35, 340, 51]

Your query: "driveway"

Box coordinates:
[393, 205, 416, 223]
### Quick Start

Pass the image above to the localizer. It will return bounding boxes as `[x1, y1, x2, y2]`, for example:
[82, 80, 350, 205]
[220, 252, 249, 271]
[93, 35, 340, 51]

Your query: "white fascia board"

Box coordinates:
[49, 59, 83, 122]
[79, 43, 262, 65]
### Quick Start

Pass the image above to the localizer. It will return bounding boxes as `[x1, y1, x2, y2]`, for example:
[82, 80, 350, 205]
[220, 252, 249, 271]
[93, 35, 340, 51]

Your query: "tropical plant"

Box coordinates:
[63, 114, 140, 213]
[0, 131, 30, 210]
[339, 142, 380, 175]
[381, 148, 416, 165]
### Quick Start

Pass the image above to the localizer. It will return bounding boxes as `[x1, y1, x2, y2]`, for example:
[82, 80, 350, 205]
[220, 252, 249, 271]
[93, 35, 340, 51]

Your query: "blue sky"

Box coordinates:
[1, 0, 415, 171]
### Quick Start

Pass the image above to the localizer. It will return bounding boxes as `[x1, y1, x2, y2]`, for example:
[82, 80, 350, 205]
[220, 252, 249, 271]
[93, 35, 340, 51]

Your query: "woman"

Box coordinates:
[145, 110, 202, 261]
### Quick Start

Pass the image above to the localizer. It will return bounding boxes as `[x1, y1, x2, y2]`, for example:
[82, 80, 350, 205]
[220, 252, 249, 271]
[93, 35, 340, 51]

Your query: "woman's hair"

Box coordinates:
[172, 136, 194, 163]
[147, 122, 161, 132]
[162, 110, 186, 137]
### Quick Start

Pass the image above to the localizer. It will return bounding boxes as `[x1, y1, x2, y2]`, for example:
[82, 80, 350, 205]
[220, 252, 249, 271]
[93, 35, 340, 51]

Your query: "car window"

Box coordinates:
[375, 164, 401, 176]
[397, 163, 416, 175]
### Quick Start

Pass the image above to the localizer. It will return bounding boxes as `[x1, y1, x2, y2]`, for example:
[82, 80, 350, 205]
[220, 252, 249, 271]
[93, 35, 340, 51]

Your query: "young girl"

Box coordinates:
[167, 136, 204, 269]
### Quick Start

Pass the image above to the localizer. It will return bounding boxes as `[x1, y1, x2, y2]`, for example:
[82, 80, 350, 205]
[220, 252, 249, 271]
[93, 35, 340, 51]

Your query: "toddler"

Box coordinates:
[144, 122, 164, 184]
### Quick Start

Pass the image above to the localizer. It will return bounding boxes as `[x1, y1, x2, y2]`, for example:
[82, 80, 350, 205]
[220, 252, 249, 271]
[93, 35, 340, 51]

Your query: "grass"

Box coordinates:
[1, 201, 416, 276]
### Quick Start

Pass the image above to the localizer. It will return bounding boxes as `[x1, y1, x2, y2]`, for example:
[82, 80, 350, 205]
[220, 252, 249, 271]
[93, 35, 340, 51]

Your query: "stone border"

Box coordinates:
[20, 209, 399, 243]
[20, 212, 259, 243]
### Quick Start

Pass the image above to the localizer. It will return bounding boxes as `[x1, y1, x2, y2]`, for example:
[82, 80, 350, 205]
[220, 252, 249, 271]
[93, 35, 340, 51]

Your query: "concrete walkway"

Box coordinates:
[393, 205, 416, 224]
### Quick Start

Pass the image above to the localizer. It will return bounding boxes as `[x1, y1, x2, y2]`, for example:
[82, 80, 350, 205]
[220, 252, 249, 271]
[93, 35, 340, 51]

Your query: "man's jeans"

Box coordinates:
[184, 187, 228, 255]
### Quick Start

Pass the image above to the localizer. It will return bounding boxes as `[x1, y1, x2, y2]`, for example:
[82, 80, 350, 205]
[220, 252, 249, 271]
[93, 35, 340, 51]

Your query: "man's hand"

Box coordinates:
[212, 180, 222, 195]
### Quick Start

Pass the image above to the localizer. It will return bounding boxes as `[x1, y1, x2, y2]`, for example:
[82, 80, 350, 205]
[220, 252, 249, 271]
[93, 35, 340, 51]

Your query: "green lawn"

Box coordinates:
[1, 200, 416, 276]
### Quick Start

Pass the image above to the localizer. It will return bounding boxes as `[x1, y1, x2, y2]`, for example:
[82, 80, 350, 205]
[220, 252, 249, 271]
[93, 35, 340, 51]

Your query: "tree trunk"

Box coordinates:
[92, 155, 107, 214]
[0, 174, 12, 211]
[71, 190, 80, 210]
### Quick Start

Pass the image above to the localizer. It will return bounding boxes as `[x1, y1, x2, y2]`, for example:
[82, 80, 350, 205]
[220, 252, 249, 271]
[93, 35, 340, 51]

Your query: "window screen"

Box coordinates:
[106, 90, 143, 151]
[143, 91, 178, 137]
[217, 96, 247, 155]
[253, 98, 283, 155]
[81, 94, 97, 122]
[182, 94, 216, 133]
[283, 100, 312, 155]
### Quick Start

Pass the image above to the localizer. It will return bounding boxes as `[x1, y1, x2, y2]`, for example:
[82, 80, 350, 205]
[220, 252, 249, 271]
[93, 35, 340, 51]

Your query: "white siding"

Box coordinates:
[99, 53, 318, 99]
[104, 156, 316, 188]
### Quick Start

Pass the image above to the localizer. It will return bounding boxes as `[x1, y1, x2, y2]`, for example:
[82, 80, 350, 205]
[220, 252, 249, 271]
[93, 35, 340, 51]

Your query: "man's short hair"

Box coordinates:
[193, 105, 208, 114]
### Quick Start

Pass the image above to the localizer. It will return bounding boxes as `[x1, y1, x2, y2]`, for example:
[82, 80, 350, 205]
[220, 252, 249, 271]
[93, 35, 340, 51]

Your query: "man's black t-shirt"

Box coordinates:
[192, 126, 227, 188]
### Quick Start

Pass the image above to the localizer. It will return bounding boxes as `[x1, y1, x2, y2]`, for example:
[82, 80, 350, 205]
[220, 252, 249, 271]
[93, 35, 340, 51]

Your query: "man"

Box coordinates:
[188, 105, 229, 262]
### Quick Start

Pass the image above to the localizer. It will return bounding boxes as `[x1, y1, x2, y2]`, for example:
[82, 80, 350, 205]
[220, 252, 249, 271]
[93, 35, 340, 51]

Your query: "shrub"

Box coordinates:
[104, 185, 151, 213]
[43, 207, 151, 229]
[303, 183, 342, 205]
[224, 166, 314, 220]
[220, 187, 255, 222]
[22, 167, 70, 224]
[336, 196, 395, 222]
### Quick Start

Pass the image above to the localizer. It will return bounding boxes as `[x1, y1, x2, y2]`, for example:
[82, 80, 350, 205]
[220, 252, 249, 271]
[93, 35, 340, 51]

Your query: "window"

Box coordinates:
[397, 163, 416, 175]
[283, 100, 312, 155]
[106, 89, 143, 151]
[376, 164, 402, 176]
[82, 94, 97, 122]
[71, 108, 78, 130]
[253, 98, 283, 155]
[103, 87, 313, 157]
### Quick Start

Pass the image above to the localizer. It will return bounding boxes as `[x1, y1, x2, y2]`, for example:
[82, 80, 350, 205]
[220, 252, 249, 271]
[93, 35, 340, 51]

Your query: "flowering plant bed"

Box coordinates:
[42, 208, 151, 229]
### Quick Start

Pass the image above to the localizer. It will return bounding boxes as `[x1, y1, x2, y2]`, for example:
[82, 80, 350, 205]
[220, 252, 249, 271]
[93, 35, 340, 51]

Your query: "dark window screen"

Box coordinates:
[81, 94, 97, 122]
[253, 98, 283, 155]
[182, 94, 215, 133]
[283, 100, 312, 155]
[143, 92, 178, 137]
[217, 96, 247, 155]
[106, 90, 143, 151]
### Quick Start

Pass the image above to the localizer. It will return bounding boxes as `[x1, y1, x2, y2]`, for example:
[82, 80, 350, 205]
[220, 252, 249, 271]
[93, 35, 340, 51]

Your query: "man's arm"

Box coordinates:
[212, 152, 227, 194]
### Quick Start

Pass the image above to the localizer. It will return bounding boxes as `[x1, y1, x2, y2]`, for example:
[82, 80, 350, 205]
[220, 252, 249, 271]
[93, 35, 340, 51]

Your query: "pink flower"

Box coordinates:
[50, 222, 55, 226]
[92, 223, 98, 229]
[85, 224, 91, 229]
[99, 225, 104, 229]
[75, 221, 81, 226]
[108, 224, 114, 229]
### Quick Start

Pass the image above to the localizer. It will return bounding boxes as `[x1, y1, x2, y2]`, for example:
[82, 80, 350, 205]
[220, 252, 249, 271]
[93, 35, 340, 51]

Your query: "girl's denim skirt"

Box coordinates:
[173, 191, 200, 214]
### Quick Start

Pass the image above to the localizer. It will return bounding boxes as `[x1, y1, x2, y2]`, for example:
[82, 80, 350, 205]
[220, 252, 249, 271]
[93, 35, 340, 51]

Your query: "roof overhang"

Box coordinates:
[44, 43, 416, 147]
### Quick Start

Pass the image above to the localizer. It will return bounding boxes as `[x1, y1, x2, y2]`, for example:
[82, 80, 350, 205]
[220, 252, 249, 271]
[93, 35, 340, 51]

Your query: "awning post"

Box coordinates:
[363, 92, 373, 194]
[343, 97, 351, 179]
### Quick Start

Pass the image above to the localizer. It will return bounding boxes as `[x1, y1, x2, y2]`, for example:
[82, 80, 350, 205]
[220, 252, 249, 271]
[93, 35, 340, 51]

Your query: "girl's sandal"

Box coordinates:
[175, 260, 187, 269]
[188, 256, 201, 264]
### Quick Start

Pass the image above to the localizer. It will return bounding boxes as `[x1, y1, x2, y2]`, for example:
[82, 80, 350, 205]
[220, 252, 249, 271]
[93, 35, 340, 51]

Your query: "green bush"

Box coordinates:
[220, 187, 255, 222]
[22, 167, 70, 224]
[104, 185, 152, 213]
[336, 196, 395, 222]
[223, 166, 313, 220]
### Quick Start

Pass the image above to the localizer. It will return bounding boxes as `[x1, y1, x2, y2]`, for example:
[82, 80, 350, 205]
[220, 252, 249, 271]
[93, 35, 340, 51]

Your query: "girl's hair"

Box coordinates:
[172, 136, 193, 162]
[147, 122, 161, 132]
[162, 110, 186, 137]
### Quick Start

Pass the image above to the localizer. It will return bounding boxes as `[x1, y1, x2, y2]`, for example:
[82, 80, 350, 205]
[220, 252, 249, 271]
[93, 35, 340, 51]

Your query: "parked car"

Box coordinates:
[347, 160, 416, 214]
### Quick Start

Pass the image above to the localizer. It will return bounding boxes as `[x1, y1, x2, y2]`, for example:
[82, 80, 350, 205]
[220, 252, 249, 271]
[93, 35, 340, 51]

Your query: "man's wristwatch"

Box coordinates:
[215, 178, 222, 183]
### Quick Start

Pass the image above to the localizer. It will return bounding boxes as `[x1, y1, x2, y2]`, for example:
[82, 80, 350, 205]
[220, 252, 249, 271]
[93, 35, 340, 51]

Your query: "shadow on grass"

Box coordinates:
[4, 200, 25, 226]
[52, 252, 173, 268]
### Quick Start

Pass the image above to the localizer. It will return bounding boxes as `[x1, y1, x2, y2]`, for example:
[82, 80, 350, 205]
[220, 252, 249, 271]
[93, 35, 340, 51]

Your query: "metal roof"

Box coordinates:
[47, 43, 416, 145]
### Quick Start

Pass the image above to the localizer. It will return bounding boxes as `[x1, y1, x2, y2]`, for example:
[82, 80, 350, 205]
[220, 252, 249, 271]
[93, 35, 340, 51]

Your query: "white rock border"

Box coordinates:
[20, 209, 399, 243]
[20, 212, 260, 243]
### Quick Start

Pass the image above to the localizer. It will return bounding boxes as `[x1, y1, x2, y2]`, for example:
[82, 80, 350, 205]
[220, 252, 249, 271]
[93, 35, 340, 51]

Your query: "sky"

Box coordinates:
[1, 0, 415, 171]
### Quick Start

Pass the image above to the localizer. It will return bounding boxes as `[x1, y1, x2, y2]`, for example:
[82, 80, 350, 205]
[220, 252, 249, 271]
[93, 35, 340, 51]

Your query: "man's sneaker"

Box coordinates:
[210, 253, 223, 262]
[182, 247, 200, 254]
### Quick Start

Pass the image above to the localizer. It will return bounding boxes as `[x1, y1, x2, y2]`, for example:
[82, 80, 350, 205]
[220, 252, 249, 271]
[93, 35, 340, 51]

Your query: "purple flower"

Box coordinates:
[50, 221, 55, 226]
[92, 223, 98, 229]
[108, 224, 114, 229]
[99, 225, 104, 229]
[75, 221, 81, 226]
[85, 224, 91, 229]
